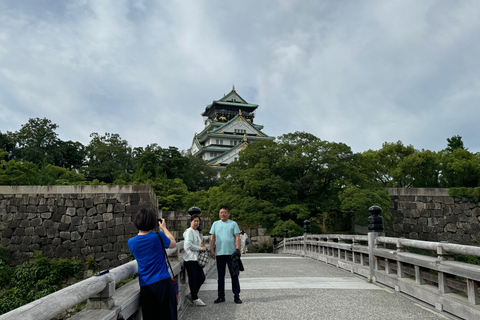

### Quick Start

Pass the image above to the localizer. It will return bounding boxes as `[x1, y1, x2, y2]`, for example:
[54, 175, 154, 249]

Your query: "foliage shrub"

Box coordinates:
[449, 187, 480, 203]
[0, 246, 12, 288]
[0, 252, 82, 314]
[248, 242, 273, 253]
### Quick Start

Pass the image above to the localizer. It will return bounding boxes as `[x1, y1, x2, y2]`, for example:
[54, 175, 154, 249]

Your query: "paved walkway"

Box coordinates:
[180, 254, 455, 320]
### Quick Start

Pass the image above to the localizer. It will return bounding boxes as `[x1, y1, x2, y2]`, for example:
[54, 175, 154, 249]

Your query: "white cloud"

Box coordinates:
[0, 0, 479, 154]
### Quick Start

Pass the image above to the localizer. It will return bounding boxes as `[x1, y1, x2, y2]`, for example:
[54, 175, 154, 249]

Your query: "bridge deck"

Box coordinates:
[180, 254, 452, 320]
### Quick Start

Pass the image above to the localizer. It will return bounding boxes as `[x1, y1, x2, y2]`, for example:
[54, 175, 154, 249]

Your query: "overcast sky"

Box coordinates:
[1, 0, 479, 154]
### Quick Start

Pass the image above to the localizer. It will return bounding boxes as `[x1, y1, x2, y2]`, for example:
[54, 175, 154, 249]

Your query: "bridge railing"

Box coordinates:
[275, 233, 480, 320]
[0, 236, 214, 320]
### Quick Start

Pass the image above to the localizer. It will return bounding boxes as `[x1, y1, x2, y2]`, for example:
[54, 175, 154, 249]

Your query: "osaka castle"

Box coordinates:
[190, 86, 274, 171]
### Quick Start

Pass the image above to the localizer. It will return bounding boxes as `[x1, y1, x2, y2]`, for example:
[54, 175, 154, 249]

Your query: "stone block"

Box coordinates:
[445, 223, 457, 233]
[65, 199, 74, 207]
[61, 215, 72, 224]
[114, 203, 126, 213]
[62, 240, 73, 250]
[94, 196, 104, 205]
[107, 203, 114, 213]
[72, 216, 82, 226]
[78, 224, 88, 233]
[97, 204, 107, 214]
[19, 219, 30, 228]
[31, 217, 42, 227]
[87, 207, 97, 216]
[103, 212, 113, 221]
[74, 200, 84, 207]
[66, 207, 76, 216]
[13, 228, 25, 236]
[84, 198, 93, 208]
[40, 212, 52, 219]
[75, 239, 86, 248]
[25, 227, 35, 236]
[35, 226, 46, 237]
[81, 246, 92, 256]
[77, 207, 87, 217]
[115, 225, 125, 235]
[71, 231, 82, 241]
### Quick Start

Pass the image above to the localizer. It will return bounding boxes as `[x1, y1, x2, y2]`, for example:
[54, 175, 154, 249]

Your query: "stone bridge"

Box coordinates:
[2, 232, 480, 320]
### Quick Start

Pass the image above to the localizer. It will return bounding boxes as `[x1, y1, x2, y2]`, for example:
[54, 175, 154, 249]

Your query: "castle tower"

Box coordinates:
[189, 86, 274, 171]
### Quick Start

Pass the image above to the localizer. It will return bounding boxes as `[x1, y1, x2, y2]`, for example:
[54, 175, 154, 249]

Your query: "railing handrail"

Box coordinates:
[277, 233, 480, 320]
[0, 236, 212, 320]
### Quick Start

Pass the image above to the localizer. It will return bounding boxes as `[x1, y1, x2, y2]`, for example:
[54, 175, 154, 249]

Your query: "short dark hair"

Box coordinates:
[220, 206, 229, 212]
[190, 214, 200, 223]
[133, 208, 157, 231]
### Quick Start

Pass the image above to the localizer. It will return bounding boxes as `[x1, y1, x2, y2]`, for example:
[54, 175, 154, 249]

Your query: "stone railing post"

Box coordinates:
[86, 271, 115, 310]
[367, 205, 384, 282]
[303, 220, 310, 256]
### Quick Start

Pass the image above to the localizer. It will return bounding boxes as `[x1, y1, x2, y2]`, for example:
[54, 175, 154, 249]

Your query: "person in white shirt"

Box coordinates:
[183, 214, 207, 306]
[240, 230, 248, 254]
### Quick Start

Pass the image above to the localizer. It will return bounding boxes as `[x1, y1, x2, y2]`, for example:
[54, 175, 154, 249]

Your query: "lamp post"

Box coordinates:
[367, 204, 385, 282]
[188, 205, 202, 232]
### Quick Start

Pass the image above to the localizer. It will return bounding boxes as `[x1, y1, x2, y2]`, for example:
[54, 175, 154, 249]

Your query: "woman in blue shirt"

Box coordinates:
[128, 208, 177, 320]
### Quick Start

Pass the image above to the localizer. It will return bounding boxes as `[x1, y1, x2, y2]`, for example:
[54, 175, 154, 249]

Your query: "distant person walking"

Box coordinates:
[183, 214, 207, 306]
[210, 206, 242, 304]
[240, 230, 248, 254]
[128, 208, 177, 320]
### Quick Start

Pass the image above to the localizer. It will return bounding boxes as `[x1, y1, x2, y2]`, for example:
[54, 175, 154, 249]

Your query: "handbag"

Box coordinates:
[197, 249, 210, 268]
[156, 232, 179, 305]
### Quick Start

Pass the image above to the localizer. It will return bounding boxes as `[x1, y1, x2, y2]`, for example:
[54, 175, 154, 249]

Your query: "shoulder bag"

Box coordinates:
[193, 229, 210, 268]
[156, 232, 179, 304]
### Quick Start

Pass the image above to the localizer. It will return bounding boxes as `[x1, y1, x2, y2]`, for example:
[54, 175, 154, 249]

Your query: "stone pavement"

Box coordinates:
[180, 254, 457, 320]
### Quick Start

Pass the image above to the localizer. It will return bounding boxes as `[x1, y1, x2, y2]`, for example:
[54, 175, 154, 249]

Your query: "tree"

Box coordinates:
[360, 141, 416, 187]
[0, 131, 16, 161]
[13, 118, 60, 165]
[53, 140, 86, 170]
[438, 148, 480, 187]
[339, 186, 391, 229]
[446, 135, 466, 152]
[83, 133, 133, 183]
[210, 132, 360, 233]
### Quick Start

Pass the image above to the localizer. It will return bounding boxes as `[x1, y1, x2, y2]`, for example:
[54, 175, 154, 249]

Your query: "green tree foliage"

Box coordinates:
[0, 252, 81, 314]
[54, 140, 86, 170]
[12, 117, 60, 165]
[0, 159, 40, 185]
[132, 145, 218, 191]
[446, 135, 466, 152]
[0, 131, 16, 161]
[84, 133, 133, 183]
[203, 132, 360, 232]
[360, 141, 416, 187]
[438, 148, 480, 187]
[339, 186, 391, 229]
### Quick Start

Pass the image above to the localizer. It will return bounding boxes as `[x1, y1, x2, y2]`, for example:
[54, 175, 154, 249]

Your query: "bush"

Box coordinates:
[0, 246, 12, 288]
[248, 242, 273, 253]
[0, 252, 82, 314]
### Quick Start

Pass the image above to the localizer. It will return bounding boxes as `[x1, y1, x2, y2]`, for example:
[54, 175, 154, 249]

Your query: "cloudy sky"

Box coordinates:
[1, 0, 479, 154]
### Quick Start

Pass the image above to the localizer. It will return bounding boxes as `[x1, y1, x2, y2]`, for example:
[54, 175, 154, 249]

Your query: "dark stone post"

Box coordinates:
[188, 205, 202, 232]
[303, 220, 311, 256]
[367, 205, 385, 282]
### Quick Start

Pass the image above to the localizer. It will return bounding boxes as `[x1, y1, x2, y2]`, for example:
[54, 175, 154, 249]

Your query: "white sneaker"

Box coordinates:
[193, 298, 207, 306]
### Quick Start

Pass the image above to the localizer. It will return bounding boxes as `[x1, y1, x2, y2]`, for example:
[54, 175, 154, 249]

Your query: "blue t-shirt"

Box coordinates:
[128, 232, 171, 286]
[209, 220, 240, 256]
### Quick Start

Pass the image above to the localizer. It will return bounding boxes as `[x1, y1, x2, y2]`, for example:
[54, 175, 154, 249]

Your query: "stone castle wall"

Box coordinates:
[0, 185, 158, 268]
[387, 188, 480, 245]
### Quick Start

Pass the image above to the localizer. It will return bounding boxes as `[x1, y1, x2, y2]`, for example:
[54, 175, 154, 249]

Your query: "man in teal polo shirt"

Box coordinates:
[210, 206, 242, 304]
